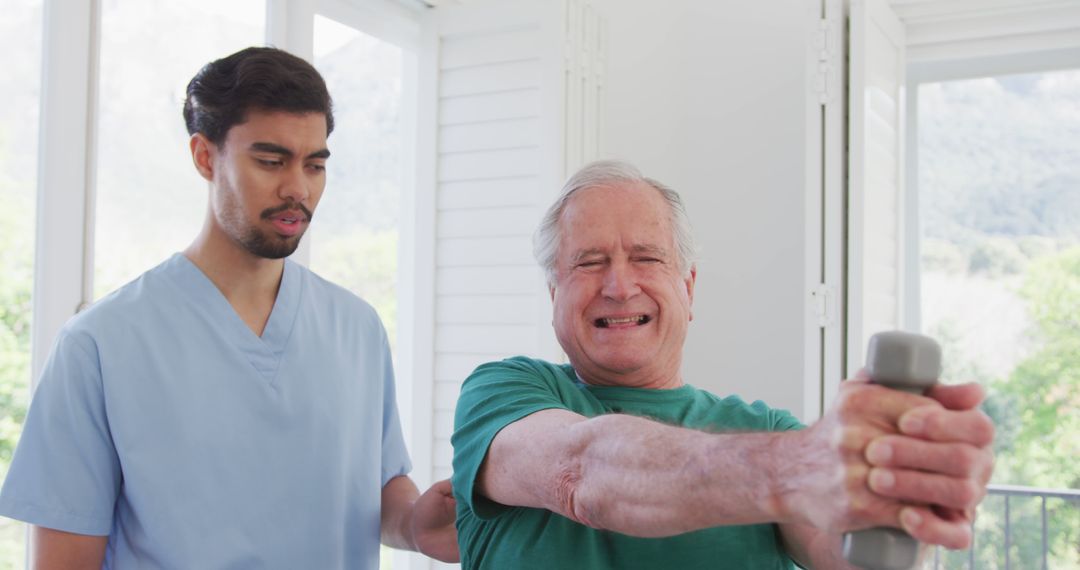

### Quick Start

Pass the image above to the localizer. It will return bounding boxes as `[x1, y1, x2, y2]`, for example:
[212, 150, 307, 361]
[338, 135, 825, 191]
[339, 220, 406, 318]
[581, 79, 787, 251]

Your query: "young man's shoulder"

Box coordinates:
[66, 257, 175, 331]
[294, 262, 385, 327]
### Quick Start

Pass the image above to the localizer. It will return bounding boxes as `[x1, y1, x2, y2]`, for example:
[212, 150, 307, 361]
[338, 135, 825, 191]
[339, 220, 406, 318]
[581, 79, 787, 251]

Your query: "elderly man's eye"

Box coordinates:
[576, 261, 602, 268]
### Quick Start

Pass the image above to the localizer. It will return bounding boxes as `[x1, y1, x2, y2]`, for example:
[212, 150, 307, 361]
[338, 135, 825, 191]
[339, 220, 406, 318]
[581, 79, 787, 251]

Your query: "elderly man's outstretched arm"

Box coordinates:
[477, 380, 993, 568]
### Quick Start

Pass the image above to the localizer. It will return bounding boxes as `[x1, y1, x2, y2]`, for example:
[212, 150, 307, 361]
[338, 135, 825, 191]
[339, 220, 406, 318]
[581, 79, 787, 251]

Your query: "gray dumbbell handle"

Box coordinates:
[842, 331, 941, 570]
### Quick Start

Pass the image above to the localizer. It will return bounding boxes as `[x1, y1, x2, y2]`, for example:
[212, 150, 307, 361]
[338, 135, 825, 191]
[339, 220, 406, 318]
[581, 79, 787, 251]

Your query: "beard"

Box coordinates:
[218, 198, 314, 260]
[237, 226, 303, 259]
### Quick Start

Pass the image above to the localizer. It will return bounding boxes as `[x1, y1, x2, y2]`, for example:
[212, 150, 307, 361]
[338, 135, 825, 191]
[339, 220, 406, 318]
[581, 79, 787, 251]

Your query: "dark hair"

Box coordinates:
[183, 46, 334, 145]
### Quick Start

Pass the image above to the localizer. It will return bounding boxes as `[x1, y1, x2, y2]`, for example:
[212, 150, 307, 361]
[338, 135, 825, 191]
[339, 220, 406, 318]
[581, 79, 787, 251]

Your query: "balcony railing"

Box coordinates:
[930, 484, 1080, 569]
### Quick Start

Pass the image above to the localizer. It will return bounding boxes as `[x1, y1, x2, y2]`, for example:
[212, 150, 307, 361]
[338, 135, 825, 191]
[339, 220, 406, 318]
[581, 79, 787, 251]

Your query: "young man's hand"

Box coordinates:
[412, 479, 459, 563]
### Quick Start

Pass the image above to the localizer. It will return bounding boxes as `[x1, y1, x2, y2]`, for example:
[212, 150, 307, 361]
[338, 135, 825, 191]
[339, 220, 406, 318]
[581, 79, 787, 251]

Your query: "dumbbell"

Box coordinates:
[842, 331, 942, 570]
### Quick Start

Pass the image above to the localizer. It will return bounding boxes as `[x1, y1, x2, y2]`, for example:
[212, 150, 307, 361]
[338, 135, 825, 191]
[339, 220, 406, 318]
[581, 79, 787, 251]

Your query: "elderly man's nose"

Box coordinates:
[602, 262, 640, 301]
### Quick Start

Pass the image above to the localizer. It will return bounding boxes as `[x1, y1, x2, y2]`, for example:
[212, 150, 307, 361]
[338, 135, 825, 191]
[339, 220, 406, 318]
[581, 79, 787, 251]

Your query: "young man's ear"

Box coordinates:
[190, 133, 216, 181]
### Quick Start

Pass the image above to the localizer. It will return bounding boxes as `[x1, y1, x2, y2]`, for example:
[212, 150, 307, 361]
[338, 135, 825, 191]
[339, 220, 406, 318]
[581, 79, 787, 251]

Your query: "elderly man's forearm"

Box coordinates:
[556, 414, 796, 536]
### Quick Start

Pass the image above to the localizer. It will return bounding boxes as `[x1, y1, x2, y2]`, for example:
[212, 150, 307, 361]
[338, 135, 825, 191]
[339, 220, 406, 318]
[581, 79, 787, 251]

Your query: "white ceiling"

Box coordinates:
[890, 0, 1080, 22]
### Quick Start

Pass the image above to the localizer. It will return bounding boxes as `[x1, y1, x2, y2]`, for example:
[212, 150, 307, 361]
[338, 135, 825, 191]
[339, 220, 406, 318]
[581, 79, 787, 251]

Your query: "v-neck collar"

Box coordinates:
[165, 253, 302, 385]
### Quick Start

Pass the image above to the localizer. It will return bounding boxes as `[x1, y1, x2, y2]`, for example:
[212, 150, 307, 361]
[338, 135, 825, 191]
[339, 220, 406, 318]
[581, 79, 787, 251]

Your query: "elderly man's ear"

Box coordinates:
[686, 266, 697, 321]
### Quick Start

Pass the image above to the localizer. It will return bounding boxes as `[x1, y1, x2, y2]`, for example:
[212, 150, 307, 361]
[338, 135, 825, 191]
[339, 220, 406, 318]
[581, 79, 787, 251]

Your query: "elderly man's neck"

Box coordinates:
[574, 366, 685, 390]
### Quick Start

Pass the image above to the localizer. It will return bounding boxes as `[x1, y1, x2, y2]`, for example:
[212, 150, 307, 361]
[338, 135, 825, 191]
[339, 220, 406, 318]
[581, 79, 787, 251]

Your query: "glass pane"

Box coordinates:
[919, 69, 1080, 567]
[94, 1, 265, 298]
[311, 16, 403, 348]
[0, 0, 42, 565]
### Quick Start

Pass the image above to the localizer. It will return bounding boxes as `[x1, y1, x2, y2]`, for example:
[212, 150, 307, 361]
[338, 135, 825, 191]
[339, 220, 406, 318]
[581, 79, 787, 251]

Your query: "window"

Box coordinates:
[311, 15, 411, 569]
[0, 1, 42, 565]
[93, 0, 265, 298]
[310, 16, 405, 349]
[0, 0, 42, 565]
[918, 68, 1080, 567]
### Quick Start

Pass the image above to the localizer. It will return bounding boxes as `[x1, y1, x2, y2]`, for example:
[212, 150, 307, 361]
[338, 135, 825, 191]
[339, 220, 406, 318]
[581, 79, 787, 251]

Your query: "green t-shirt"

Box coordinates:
[451, 356, 804, 570]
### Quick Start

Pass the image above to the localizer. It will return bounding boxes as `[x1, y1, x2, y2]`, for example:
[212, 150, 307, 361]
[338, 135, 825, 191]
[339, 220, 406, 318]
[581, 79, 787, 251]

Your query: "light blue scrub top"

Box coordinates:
[0, 254, 410, 569]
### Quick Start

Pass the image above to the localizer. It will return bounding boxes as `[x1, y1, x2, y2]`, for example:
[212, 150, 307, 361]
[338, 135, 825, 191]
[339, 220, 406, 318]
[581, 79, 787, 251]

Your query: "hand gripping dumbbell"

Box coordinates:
[842, 331, 942, 570]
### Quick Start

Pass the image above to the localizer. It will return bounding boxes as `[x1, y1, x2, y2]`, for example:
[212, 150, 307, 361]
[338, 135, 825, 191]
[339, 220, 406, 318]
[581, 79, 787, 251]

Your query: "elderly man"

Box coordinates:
[451, 160, 994, 568]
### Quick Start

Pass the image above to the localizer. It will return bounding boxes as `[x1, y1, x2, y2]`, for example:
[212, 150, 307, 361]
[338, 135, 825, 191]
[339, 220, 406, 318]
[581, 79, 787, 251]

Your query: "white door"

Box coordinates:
[847, 0, 907, 373]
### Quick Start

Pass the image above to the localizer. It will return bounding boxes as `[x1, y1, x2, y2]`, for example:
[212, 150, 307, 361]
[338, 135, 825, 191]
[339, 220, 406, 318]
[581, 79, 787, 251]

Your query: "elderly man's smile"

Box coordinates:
[594, 314, 652, 328]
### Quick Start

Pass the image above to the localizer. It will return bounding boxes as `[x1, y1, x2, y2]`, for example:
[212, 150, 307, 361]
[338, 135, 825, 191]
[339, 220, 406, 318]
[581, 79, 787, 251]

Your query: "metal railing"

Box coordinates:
[930, 484, 1080, 569]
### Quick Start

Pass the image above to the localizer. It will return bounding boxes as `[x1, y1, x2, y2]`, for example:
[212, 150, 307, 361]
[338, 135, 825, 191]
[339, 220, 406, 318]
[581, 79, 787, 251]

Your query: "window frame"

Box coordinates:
[903, 46, 1080, 331]
[31, 0, 99, 389]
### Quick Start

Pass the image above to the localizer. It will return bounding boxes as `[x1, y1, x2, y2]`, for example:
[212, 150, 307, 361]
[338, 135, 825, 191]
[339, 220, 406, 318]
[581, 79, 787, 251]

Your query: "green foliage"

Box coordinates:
[0, 164, 33, 479]
[993, 247, 1080, 491]
[923, 233, 1077, 280]
[934, 495, 1080, 569]
[931, 246, 1080, 567]
[0, 126, 32, 568]
[919, 75, 1080, 243]
[921, 238, 967, 274]
[931, 318, 997, 386]
[310, 229, 399, 348]
[967, 236, 1027, 277]
[992, 246, 1080, 567]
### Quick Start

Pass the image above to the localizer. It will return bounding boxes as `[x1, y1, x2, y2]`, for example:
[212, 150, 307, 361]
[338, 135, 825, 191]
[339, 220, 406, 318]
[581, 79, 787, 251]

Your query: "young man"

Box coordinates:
[0, 47, 457, 569]
[451, 160, 995, 568]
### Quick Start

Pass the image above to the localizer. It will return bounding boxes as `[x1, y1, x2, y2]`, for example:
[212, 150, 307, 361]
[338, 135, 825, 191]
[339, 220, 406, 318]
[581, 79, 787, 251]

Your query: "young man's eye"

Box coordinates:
[307, 163, 326, 173]
[256, 158, 283, 167]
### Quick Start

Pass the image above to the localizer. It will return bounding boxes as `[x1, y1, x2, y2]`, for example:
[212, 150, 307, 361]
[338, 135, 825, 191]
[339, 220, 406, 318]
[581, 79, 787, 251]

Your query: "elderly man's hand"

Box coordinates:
[863, 382, 995, 548]
[777, 378, 994, 549]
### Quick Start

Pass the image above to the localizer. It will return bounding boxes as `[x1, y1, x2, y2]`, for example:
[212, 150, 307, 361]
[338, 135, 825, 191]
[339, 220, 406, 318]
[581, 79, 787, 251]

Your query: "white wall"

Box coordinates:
[421, 1, 566, 493]
[595, 0, 815, 417]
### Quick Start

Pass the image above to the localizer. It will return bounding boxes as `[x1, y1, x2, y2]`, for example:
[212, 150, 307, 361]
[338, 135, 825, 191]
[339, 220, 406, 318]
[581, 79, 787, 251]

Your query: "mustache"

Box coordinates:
[260, 200, 313, 222]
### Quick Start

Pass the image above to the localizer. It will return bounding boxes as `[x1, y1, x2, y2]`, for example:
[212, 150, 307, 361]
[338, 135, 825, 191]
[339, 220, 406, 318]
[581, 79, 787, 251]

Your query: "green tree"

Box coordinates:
[995, 246, 1080, 489]
[967, 236, 1027, 277]
[0, 137, 33, 570]
[0, 160, 33, 479]
[996, 247, 1079, 566]
[932, 246, 1080, 567]
[311, 229, 399, 348]
[984, 246, 1080, 567]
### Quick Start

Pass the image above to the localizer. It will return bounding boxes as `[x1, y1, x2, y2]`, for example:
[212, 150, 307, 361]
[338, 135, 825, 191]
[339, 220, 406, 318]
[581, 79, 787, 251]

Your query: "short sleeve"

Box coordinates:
[450, 358, 572, 519]
[770, 407, 805, 432]
[738, 399, 806, 433]
[0, 329, 121, 535]
[376, 324, 412, 486]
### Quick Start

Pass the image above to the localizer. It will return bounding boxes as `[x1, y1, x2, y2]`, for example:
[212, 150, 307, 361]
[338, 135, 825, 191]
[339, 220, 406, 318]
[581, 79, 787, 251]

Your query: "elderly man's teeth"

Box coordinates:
[596, 316, 647, 327]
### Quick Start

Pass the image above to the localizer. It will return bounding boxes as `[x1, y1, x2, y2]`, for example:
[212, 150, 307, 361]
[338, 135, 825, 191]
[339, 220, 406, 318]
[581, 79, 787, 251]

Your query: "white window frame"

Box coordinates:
[904, 48, 1080, 332]
[301, 0, 436, 514]
[31, 0, 100, 388]
[293, 7, 429, 569]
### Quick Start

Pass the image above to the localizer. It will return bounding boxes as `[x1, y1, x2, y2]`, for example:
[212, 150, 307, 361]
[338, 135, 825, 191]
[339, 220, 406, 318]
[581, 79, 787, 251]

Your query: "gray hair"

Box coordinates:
[533, 159, 698, 285]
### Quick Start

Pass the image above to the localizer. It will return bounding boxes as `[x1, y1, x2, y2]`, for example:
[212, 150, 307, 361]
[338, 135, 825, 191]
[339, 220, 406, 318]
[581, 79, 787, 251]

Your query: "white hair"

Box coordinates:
[532, 159, 698, 285]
